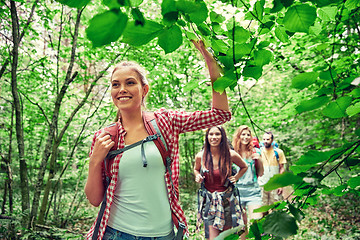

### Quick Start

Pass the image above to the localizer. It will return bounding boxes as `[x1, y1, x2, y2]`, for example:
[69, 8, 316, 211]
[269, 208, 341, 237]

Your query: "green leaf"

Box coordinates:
[295, 150, 330, 165]
[162, 0, 178, 24]
[122, 20, 164, 46]
[264, 172, 303, 191]
[158, 24, 183, 54]
[254, 49, 273, 66]
[197, 23, 211, 36]
[210, 11, 225, 23]
[176, 0, 208, 24]
[86, 10, 128, 47]
[280, 0, 294, 8]
[131, 8, 145, 26]
[103, 0, 122, 9]
[290, 164, 314, 174]
[317, 6, 338, 21]
[253, 0, 265, 20]
[275, 25, 289, 43]
[130, 0, 143, 7]
[291, 72, 319, 89]
[283, 4, 317, 33]
[253, 203, 278, 213]
[296, 96, 330, 113]
[249, 221, 262, 240]
[242, 65, 263, 80]
[271, 0, 284, 13]
[356, 129, 360, 137]
[263, 211, 298, 237]
[56, 0, 90, 8]
[213, 70, 237, 93]
[231, 26, 250, 44]
[345, 0, 360, 11]
[348, 175, 360, 189]
[309, 21, 322, 35]
[322, 96, 353, 118]
[333, 185, 347, 196]
[211, 39, 228, 54]
[346, 101, 360, 117]
[184, 31, 197, 41]
[288, 203, 305, 222]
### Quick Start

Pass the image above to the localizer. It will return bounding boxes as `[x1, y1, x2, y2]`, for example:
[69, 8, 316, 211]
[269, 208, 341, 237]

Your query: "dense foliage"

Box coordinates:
[0, 0, 359, 239]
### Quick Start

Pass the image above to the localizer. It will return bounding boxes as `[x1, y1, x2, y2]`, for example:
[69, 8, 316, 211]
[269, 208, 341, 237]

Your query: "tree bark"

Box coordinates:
[9, 1, 30, 226]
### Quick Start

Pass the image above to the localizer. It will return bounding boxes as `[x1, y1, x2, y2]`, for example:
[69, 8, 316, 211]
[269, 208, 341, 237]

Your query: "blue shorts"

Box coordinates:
[103, 226, 175, 240]
[236, 183, 263, 207]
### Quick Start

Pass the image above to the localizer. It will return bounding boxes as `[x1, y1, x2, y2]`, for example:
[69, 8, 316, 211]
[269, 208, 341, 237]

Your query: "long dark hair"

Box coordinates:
[203, 126, 231, 184]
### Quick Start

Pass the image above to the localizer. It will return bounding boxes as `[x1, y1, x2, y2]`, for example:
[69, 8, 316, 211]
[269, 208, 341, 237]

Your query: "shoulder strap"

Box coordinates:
[143, 112, 171, 169]
[274, 149, 279, 162]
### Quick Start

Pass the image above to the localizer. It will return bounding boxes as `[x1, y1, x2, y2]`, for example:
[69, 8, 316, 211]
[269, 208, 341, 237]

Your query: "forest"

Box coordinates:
[0, 0, 359, 239]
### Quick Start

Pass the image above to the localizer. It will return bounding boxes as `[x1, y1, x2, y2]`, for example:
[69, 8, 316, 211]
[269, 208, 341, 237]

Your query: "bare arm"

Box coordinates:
[253, 152, 264, 177]
[84, 132, 114, 207]
[191, 40, 229, 111]
[229, 150, 248, 183]
[194, 152, 204, 183]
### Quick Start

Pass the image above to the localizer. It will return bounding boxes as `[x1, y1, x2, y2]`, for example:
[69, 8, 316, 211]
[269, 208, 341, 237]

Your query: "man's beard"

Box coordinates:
[264, 142, 272, 148]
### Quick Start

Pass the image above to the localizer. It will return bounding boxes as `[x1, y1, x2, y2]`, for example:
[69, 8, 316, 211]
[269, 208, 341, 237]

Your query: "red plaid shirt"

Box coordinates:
[86, 107, 231, 239]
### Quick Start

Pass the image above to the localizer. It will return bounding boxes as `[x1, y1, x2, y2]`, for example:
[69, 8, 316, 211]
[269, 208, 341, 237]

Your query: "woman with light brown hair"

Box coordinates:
[232, 125, 264, 226]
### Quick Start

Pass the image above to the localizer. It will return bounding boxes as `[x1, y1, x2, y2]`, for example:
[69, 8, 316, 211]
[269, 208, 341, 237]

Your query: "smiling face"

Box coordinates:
[110, 66, 149, 113]
[207, 127, 222, 147]
[240, 129, 251, 145]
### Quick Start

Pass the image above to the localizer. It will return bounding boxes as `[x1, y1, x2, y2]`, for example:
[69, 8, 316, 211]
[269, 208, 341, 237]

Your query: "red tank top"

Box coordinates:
[204, 169, 227, 193]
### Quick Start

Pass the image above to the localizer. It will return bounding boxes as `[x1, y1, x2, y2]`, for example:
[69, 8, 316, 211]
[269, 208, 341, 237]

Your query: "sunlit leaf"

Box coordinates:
[291, 72, 319, 89]
[254, 49, 273, 66]
[242, 65, 262, 80]
[295, 96, 330, 113]
[346, 101, 360, 117]
[322, 96, 353, 118]
[345, 0, 360, 11]
[253, 203, 278, 213]
[263, 211, 298, 237]
[348, 176, 360, 189]
[264, 172, 303, 191]
[230, 26, 250, 44]
[210, 11, 226, 23]
[275, 25, 289, 43]
[317, 6, 338, 21]
[122, 20, 164, 46]
[213, 70, 237, 93]
[158, 25, 183, 53]
[86, 10, 128, 47]
[283, 4, 316, 33]
[176, 0, 208, 24]
[253, 0, 265, 20]
[56, 0, 90, 8]
[295, 150, 330, 165]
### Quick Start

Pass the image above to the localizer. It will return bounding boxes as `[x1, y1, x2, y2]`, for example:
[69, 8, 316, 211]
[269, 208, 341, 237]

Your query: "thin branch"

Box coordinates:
[17, 90, 50, 126]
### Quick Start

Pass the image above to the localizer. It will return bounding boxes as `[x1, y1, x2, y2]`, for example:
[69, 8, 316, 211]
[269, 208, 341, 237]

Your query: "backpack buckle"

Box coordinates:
[146, 134, 159, 142]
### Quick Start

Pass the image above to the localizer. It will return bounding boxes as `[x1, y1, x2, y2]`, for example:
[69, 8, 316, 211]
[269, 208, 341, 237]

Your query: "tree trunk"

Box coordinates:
[9, 1, 30, 226]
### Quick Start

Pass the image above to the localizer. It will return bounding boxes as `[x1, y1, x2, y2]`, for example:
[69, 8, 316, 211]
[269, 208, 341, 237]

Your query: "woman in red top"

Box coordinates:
[194, 126, 248, 240]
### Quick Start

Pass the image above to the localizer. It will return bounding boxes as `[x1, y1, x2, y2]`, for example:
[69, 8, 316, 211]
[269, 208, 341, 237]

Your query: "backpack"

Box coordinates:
[92, 112, 185, 240]
[259, 142, 279, 162]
